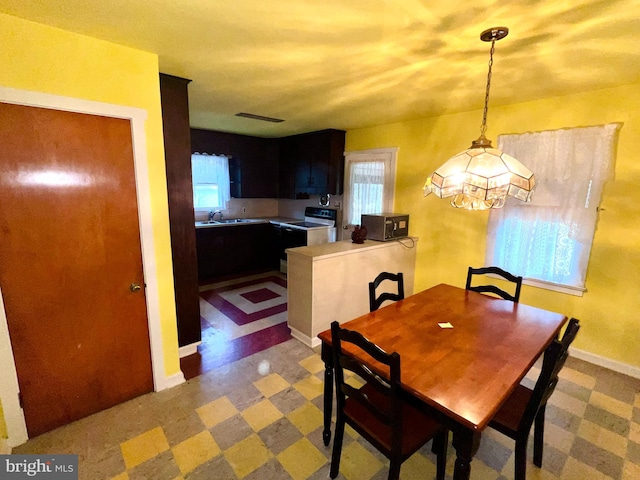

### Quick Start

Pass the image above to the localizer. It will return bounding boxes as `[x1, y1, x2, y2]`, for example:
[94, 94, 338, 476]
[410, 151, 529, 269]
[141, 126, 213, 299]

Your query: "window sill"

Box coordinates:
[523, 278, 585, 297]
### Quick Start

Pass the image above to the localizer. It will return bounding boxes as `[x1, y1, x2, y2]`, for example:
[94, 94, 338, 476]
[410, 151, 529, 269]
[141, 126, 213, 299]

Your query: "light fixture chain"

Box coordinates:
[480, 38, 496, 136]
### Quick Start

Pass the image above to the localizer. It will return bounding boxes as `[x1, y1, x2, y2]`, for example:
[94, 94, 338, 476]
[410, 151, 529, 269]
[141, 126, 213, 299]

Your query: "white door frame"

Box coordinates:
[0, 86, 179, 447]
[341, 147, 398, 239]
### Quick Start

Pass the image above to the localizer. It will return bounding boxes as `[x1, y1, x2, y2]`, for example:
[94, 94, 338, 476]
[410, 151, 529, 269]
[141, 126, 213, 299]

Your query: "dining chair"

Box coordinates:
[488, 318, 580, 480]
[465, 266, 523, 302]
[329, 321, 448, 480]
[369, 272, 404, 312]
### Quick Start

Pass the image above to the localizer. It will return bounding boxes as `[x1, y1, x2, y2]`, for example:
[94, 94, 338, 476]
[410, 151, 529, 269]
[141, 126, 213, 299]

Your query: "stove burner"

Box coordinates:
[288, 221, 327, 228]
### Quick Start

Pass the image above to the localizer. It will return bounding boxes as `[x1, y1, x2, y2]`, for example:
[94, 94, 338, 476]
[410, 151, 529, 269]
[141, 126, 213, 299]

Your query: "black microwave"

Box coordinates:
[360, 214, 410, 241]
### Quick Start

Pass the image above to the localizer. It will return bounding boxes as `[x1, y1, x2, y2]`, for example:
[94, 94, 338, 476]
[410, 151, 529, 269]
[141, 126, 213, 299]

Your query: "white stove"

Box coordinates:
[279, 207, 338, 272]
[280, 207, 338, 238]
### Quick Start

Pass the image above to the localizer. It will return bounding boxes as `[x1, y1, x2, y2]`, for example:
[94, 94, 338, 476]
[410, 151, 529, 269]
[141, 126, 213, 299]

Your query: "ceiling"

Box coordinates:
[2, 0, 639, 138]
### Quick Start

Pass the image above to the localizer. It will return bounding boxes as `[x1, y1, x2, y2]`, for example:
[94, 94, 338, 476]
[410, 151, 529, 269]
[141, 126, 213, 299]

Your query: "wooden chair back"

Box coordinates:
[331, 320, 401, 432]
[520, 318, 580, 432]
[329, 321, 448, 480]
[369, 272, 405, 312]
[466, 266, 523, 302]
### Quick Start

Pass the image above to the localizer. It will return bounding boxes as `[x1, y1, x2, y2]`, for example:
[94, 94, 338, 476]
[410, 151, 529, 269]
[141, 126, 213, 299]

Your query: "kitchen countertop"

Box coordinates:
[195, 216, 302, 229]
[286, 237, 418, 259]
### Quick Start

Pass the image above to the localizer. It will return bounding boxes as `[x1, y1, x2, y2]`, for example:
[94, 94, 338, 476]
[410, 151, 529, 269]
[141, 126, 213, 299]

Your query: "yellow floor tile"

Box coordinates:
[589, 391, 634, 419]
[277, 437, 327, 480]
[463, 457, 502, 479]
[630, 421, 640, 444]
[253, 373, 290, 398]
[223, 433, 272, 479]
[299, 354, 324, 374]
[109, 473, 129, 480]
[287, 402, 323, 435]
[345, 376, 365, 389]
[120, 427, 169, 469]
[561, 457, 611, 480]
[577, 419, 628, 457]
[635, 392, 640, 408]
[399, 452, 437, 479]
[338, 441, 384, 480]
[559, 367, 596, 390]
[293, 374, 324, 400]
[345, 423, 360, 440]
[622, 460, 640, 480]
[196, 396, 238, 428]
[241, 399, 283, 432]
[171, 430, 221, 475]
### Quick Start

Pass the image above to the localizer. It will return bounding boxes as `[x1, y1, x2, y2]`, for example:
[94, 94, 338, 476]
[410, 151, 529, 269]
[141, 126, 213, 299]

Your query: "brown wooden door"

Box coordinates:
[0, 102, 153, 437]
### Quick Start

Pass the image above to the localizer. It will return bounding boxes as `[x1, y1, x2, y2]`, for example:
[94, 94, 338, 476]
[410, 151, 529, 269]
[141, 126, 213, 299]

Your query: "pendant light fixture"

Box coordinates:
[423, 27, 535, 210]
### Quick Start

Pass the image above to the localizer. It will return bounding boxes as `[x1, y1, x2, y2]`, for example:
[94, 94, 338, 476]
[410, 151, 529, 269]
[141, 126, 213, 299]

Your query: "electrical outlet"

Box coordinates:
[334, 201, 341, 209]
[242, 207, 246, 213]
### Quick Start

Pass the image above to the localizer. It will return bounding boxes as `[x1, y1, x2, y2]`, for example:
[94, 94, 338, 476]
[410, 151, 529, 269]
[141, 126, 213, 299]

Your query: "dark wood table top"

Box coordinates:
[317, 283, 567, 431]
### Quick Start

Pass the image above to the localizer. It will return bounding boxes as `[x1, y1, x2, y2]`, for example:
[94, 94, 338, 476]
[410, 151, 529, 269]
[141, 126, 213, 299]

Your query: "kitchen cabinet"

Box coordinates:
[159, 73, 201, 348]
[196, 223, 277, 281]
[279, 129, 346, 199]
[191, 128, 279, 198]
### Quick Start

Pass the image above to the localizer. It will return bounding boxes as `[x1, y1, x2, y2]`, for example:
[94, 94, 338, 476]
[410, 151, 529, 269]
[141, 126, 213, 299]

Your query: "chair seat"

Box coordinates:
[489, 384, 533, 436]
[344, 383, 443, 458]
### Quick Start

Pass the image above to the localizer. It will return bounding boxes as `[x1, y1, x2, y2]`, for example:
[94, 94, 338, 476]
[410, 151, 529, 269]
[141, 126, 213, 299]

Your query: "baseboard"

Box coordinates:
[570, 347, 640, 380]
[163, 371, 186, 389]
[178, 342, 201, 358]
[288, 326, 321, 349]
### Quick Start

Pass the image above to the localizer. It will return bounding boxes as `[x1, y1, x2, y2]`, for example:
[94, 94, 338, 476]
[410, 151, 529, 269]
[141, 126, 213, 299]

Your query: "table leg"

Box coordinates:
[321, 342, 333, 446]
[452, 427, 481, 480]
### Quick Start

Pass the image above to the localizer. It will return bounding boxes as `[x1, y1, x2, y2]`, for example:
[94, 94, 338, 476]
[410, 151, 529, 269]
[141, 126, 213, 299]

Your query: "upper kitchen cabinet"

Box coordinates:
[279, 129, 346, 199]
[191, 128, 279, 198]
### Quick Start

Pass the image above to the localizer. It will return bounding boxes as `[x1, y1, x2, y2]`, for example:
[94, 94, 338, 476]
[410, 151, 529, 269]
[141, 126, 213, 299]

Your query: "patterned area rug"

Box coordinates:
[182, 273, 291, 379]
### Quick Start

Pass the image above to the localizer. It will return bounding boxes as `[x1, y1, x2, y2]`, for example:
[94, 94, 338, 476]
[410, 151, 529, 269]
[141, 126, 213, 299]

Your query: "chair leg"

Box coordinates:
[432, 430, 448, 480]
[533, 405, 546, 467]
[387, 460, 401, 480]
[330, 417, 345, 479]
[514, 437, 528, 480]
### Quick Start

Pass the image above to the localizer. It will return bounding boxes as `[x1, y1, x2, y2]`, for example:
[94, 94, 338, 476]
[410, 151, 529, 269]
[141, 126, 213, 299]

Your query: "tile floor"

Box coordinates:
[11, 272, 640, 479]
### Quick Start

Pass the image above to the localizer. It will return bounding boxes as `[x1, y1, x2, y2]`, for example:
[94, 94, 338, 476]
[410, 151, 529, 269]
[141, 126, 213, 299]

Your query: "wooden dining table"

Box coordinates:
[317, 283, 567, 480]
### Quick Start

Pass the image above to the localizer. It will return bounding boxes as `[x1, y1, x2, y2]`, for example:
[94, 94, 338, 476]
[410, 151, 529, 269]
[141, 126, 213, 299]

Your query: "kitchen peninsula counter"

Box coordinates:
[286, 238, 418, 347]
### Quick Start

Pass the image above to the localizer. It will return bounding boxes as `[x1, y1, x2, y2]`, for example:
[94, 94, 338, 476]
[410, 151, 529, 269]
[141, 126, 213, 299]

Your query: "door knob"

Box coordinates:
[130, 283, 142, 292]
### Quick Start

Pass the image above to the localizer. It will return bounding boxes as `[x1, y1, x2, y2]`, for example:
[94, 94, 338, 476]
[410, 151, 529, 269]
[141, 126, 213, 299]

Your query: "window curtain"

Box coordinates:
[191, 153, 230, 209]
[347, 160, 385, 224]
[486, 124, 619, 289]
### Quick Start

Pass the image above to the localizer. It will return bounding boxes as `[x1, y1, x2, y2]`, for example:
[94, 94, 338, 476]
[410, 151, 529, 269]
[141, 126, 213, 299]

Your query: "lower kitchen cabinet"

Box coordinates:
[196, 223, 276, 281]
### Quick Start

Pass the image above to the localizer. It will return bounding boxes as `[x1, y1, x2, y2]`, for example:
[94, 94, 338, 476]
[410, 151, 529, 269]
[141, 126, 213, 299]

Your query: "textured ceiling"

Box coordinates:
[2, 0, 639, 137]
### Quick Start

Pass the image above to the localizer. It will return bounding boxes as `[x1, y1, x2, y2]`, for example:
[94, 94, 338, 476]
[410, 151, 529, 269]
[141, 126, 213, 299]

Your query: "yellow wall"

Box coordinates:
[0, 15, 180, 378]
[346, 83, 640, 369]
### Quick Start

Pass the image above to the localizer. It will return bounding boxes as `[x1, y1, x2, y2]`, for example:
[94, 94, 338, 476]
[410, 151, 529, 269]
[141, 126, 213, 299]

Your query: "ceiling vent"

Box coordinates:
[235, 112, 284, 123]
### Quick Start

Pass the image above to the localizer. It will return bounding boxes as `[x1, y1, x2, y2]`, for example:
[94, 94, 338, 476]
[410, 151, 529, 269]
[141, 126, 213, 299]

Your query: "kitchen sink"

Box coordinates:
[196, 218, 265, 227]
[215, 218, 259, 224]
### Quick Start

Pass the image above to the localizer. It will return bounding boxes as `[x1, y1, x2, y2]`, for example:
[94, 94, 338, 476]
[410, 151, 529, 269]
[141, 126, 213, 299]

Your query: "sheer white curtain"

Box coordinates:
[191, 153, 230, 209]
[347, 160, 386, 224]
[486, 124, 619, 290]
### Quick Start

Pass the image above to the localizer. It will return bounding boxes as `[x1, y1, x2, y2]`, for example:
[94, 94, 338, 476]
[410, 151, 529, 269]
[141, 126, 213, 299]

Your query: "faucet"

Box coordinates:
[208, 210, 224, 222]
